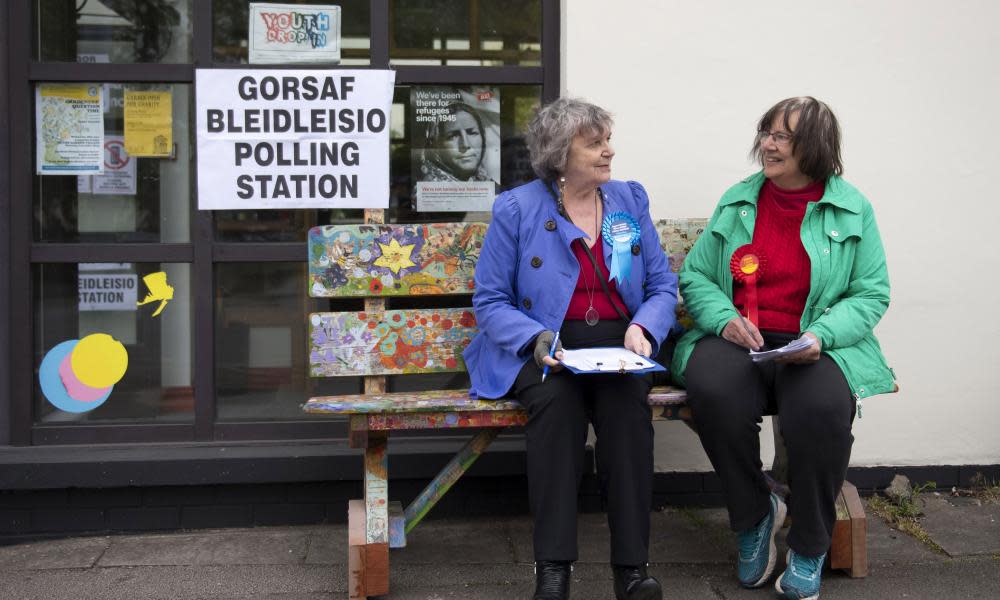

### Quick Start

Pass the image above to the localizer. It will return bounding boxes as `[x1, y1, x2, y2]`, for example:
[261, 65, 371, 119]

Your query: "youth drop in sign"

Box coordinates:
[195, 69, 395, 210]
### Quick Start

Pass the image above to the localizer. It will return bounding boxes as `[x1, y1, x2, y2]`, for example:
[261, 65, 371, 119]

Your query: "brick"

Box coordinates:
[0, 489, 69, 508]
[69, 487, 141, 507]
[215, 484, 286, 504]
[253, 503, 325, 526]
[142, 485, 216, 506]
[180, 505, 253, 529]
[652, 472, 704, 494]
[31, 508, 105, 533]
[0, 509, 30, 534]
[108, 507, 180, 531]
[286, 481, 356, 504]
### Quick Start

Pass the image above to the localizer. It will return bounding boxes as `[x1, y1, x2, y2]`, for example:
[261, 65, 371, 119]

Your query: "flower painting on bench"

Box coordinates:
[308, 223, 487, 297]
[309, 308, 477, 377]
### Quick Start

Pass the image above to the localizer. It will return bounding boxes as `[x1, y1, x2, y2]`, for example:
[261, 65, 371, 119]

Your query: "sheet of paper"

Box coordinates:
[560, 347, 660, 373]
[749, 335, 815, 363]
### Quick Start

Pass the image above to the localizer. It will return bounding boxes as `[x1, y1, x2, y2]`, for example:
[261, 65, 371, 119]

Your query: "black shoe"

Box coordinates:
[533, 561, 572, 600]
[612, 564, 662, 600]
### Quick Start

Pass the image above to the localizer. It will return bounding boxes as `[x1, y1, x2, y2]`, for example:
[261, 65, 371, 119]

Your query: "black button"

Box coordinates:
[544, 220, 556, 231]
[531, 256, 542, 268]
[522, 298, 532, 310]
[631, 244, 641, 256]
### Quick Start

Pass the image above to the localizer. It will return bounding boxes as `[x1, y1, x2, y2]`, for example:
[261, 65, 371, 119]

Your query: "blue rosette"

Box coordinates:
[601, 211, 640, 286]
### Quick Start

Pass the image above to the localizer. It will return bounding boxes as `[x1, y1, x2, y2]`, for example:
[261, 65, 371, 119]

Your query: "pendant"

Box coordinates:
[585, 306, 600, 326]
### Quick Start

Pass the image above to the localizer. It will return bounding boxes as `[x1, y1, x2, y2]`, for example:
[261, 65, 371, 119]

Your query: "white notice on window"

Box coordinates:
[78, 273, 138, 311]
[416, 181, 495, 212]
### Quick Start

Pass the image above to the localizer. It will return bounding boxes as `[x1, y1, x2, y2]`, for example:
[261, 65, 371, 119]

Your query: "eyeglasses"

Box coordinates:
[758, 130, 794, 145]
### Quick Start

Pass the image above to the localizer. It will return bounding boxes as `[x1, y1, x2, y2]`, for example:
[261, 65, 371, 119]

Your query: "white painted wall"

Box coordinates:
[563, 0, 1000, 470]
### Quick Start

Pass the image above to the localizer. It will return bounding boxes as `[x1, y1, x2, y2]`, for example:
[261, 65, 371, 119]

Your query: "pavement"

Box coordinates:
[0, 493, 997, 600]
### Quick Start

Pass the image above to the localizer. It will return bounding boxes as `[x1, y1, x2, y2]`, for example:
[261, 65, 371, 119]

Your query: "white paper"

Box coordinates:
[195, 69, 395, 210]
[560, 347, 660, 373]
[749, 335, 816, 363]
[92, 135, 137, 195]
[36, 83, 105, 175]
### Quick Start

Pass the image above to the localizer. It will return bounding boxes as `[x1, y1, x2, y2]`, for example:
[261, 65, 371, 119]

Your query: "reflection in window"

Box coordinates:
[35, 0, 192, 63]
[391, 0, 541, 66]
[212, 0, 371, 65]
[34, 262, 193, 424]
[216, 262, 359, 420]
[34, 83, 192, 243]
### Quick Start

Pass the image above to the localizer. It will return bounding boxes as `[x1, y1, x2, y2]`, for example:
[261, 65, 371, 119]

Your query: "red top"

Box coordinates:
[733, 179, 824, 333]
[565, 236, 629, 321]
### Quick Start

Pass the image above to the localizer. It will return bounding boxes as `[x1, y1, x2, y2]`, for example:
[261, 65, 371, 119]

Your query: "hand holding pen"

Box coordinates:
[533, 330, 562, 382]
[721, 314, 764, 351]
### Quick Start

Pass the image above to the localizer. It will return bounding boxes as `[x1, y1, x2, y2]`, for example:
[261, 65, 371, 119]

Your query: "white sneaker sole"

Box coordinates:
[747, 495, 787, 588]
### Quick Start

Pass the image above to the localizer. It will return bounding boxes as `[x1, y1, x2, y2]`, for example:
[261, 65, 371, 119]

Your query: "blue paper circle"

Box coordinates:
[39, 340, 113, 413]
[602, 211, 640, 246]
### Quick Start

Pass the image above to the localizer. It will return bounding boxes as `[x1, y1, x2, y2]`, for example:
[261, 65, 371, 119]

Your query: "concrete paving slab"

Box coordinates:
[0, 535, 109, 570]
[303, 526, 347, 566]
[392, 517, 515, 565]
[650, 507, 733, 564]
[919, 494, 1000, 557]
[0, 564, 344, 600]
[865, 506, 947, 566]
[98, 529, 310, 567]
[507, 512, 618, 564]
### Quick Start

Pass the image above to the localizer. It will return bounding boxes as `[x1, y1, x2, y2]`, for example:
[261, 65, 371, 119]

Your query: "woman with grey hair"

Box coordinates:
[463, 97, 677, 600]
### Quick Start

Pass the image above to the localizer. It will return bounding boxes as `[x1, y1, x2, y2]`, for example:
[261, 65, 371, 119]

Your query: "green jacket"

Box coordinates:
[670, 172, 895, 410]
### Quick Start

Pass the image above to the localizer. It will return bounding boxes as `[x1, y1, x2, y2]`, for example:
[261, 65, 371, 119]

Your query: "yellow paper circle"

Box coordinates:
[739, 254, 760, 275]
[70, 334, 129, 388]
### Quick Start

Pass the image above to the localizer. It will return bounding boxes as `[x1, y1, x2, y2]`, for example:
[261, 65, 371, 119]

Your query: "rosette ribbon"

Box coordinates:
[730, 244, 767, 326]
[601, 211, 641, 286]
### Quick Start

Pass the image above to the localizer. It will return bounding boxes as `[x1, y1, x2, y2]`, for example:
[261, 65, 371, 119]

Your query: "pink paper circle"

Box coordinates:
[58, 352, 112, 402]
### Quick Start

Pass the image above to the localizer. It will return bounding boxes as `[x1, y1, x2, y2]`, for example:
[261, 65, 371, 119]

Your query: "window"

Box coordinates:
[8, 0, 558, 445]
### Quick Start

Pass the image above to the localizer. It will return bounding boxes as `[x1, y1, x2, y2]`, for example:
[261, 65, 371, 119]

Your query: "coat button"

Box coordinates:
[531, 256, 543, 268]
[830, 230, 840, 237]
[544, 219, 556, 231]
[823, 248, 830, 254]
[522, 298, 532, 310]
[740, 210, 748, 217]
[631, 244, 641, 256]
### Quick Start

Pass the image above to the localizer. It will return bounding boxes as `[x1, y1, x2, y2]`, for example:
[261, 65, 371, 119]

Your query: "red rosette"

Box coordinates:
[730, 245, 766, 326]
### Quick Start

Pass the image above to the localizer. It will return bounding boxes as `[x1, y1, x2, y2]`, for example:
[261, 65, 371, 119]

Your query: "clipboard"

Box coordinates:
[558, 347, 667, 375]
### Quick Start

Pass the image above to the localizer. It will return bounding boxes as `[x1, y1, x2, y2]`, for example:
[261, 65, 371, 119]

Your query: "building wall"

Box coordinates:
[564, 0, 1000, 470]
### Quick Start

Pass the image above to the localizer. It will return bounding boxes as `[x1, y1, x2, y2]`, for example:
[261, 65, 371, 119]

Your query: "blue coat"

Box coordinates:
[464, 179, 678, 399]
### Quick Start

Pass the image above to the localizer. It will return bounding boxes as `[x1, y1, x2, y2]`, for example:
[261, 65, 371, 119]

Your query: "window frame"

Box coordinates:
[4, 0, 559, 446]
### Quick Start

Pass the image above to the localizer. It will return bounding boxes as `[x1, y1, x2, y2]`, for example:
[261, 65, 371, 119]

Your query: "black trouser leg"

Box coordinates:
[685, 336, 772, 531]
[775, 355, 854, 556]
[514, 360, 590, 562]
[591, 372, 654, 566]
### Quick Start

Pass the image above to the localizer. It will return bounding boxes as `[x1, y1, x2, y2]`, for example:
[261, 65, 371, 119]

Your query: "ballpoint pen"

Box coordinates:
[738, 314, 760, 350]
[540, 331, 560, 382]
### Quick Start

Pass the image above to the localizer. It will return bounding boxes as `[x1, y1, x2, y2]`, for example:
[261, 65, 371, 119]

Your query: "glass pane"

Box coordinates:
[216, 262, 359, 420]
[34, 262, 193, 424]
[34, 83, 192, 243]
[391, 0, 541, 66]
[213, 0, 371, 65]
[35, 0, 193, 63]
[213, 84, 539, 239]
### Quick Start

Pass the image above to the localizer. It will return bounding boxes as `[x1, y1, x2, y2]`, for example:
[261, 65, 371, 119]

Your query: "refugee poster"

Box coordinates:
[124, 88, 173, 157]
[195, 69, 395, 209]
[35, 83, 104, 175]
[248, 3, 341, 65]
[410, 86, 500, 212]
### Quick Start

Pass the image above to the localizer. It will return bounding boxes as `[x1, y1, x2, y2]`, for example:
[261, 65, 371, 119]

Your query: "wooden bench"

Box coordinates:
[303, 211, 867, 599]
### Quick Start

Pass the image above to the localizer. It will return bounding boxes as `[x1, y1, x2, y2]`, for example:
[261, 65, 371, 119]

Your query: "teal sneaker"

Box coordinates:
[736, 492, 787, 588]
[775, 549, 825, 599]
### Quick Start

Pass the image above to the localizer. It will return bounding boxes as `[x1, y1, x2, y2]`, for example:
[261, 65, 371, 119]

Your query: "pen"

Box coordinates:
[541, 331, 560, 382]
[738, 314, 760, 350]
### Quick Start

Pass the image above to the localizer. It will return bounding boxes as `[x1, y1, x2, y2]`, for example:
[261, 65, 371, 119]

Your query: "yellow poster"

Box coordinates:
[124, 89, 172, 157]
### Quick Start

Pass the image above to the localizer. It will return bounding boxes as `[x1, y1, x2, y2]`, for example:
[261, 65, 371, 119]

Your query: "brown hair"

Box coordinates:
[751, 96, 843, 181]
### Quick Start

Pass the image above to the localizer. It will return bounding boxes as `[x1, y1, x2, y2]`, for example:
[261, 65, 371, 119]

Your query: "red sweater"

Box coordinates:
[565, 237, 629, 321]
[733, 179, 824, 333]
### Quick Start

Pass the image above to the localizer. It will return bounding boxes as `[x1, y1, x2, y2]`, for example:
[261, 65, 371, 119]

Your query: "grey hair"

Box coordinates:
[526, 98, 614, 180]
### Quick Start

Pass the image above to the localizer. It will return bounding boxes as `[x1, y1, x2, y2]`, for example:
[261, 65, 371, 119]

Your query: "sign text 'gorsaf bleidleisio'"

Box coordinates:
[195, 69, 395, 209]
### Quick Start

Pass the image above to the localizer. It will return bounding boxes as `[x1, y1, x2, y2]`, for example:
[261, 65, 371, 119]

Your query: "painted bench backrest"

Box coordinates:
[308, 219, 707, 379]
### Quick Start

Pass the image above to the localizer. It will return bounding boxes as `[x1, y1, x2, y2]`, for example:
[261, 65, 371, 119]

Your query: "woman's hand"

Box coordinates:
[721, 316, 764, 350]
[776, 332, 822, 364]
[624, 324, 652, 357]
[533, 331, 564, 370]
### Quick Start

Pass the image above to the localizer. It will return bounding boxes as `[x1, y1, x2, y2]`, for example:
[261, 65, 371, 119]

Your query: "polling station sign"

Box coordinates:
[195, 69, 395, 210]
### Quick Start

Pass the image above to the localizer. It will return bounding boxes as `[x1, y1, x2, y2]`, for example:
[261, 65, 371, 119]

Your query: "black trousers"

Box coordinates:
[512, 320, 654, 565]
[685, 333, 854, 557]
